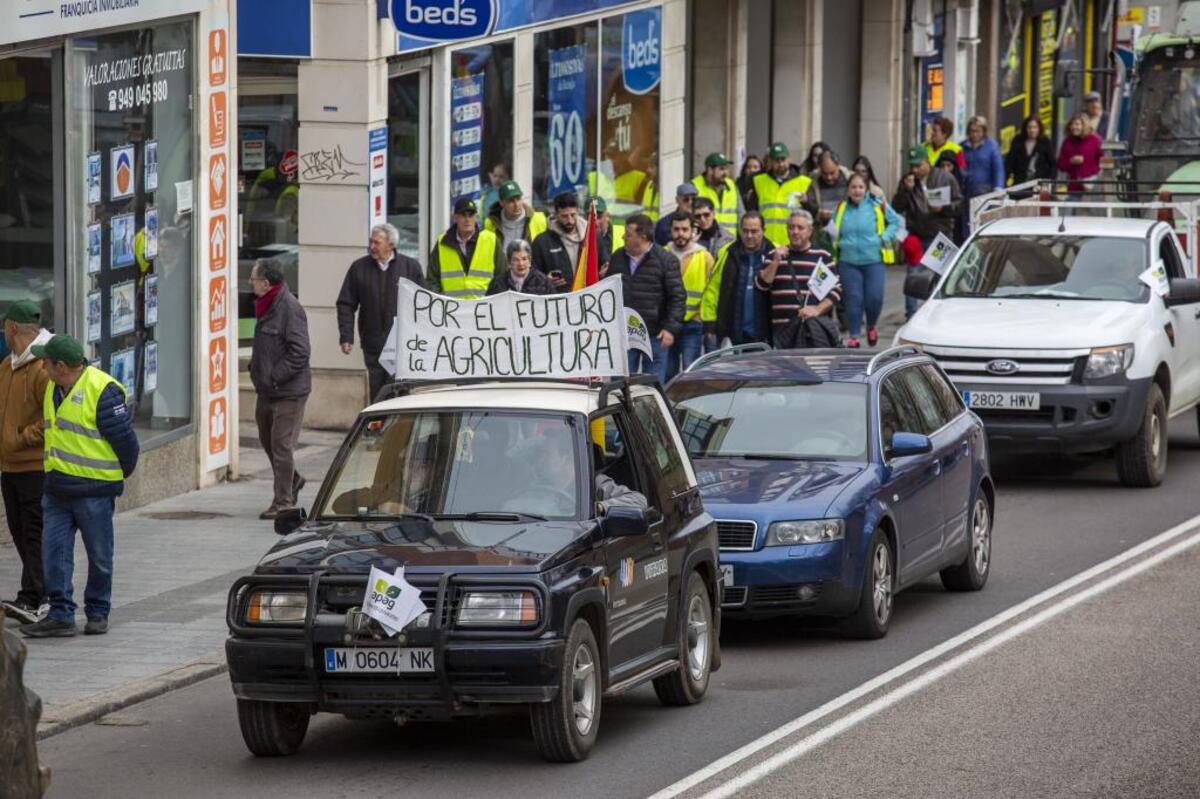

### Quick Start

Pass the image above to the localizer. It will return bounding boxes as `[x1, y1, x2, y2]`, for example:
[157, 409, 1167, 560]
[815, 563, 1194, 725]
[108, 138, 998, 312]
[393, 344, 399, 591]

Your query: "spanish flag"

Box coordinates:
[570, 199, 601, 291]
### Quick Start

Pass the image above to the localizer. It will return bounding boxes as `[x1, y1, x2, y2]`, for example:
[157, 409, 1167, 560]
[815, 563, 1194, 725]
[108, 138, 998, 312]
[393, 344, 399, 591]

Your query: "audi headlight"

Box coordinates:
[1084, 344, 1134, 379]
[457, 591, 539, 627]
[246, 590, 308, 624]
[766, 519, 844, 546]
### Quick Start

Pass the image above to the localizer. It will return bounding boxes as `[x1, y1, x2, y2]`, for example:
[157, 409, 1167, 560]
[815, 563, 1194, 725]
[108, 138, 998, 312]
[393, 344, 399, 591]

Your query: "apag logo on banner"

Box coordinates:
[391, 0, 496, 42]
[621, 8, 662, 95]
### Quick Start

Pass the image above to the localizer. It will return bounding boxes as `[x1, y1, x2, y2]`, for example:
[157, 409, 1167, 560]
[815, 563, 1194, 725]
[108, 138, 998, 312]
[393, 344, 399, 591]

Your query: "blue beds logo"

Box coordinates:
[621, 9, 661, 95]
[390, 0, 496, 42]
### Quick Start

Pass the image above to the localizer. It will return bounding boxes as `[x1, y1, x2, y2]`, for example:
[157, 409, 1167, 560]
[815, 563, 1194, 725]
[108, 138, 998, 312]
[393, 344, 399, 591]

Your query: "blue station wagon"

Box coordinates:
[666, 346, 995, 638]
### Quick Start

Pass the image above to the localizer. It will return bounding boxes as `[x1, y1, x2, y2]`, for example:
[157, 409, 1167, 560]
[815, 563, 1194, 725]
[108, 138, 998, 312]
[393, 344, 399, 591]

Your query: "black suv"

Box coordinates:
[225, 377, 721, 761]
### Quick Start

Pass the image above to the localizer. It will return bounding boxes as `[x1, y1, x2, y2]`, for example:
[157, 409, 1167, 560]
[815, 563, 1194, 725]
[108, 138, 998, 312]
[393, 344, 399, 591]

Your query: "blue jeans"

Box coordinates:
[666, 320, 703, 381]
[840, 262, 886, 338]
[42, 493, 116, 623]
[628, 335, 668, 384]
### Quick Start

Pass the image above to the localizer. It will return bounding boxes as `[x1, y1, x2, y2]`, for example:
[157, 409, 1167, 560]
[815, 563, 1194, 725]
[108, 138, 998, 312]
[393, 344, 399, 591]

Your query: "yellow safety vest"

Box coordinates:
[436, 230, 500, 300]
[752, 172, 813, 248]
[691, 175, 739, 237]
[926, 140, 963, 169]
[483, 210, 548, 243]
[43, 366, 125, 483]
[832, 200, 896, 264]
[700, 241, 735, 324]
[674, 247, 715, 322]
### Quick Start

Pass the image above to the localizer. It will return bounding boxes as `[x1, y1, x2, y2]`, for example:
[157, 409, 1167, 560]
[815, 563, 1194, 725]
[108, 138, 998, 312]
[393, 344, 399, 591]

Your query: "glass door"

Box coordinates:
[387, 62, 429, 261]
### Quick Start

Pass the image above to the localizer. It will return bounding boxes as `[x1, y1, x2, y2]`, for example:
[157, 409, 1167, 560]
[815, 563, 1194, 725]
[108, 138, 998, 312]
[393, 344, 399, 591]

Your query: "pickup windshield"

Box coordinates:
[939, 235, 1149, 302]
[318, 411, 582, 521]
[670, 382, 869, 461]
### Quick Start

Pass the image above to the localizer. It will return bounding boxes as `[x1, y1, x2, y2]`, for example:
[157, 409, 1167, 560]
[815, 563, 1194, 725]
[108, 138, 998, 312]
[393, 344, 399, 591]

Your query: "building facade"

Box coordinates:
[1, 1, 239, 506]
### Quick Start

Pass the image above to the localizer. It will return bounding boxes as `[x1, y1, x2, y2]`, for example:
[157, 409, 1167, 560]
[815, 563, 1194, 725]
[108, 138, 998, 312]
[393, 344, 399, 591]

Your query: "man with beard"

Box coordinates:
[531, 192, 587, 292]
[664, 211, 714, 378]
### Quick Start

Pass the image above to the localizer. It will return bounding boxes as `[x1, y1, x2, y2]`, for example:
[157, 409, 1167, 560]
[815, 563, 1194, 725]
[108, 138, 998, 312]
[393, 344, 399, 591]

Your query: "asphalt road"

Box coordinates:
[38, 419, 1200, 799]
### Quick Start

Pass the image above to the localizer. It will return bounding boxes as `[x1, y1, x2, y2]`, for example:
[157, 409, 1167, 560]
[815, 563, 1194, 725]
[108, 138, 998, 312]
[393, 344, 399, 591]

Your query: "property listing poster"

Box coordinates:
[449, 73, 485, 211]
[546, 44, 588, 201]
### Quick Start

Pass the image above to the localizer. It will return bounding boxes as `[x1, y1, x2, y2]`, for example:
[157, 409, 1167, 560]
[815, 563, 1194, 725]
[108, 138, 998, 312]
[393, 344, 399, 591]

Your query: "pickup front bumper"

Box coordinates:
[225, 573, 562, 719]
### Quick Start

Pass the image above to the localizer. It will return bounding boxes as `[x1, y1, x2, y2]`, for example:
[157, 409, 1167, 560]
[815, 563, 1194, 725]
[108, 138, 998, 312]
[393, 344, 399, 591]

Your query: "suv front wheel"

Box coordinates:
[237, 699, 310, 756]
[653, 571, 713, 706]
[530, 618, 601, 762]
[1116, 383, 1167, 487]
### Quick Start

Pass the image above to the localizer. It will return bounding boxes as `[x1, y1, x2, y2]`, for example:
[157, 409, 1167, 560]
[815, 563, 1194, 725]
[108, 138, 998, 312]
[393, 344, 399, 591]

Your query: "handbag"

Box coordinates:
[773, 260, 842, 349]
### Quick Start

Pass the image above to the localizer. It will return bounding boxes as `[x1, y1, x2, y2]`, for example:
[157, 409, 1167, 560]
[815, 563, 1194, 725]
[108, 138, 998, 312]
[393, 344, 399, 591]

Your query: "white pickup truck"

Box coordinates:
[896, 199, 1200, 487]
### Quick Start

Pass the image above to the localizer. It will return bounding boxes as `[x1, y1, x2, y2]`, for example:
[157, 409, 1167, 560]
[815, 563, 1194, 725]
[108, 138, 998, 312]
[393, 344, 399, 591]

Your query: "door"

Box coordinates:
[1160, 232, 1200, 407]
[387, 62, 430, 261]
[596, 409, 668, 670]
[879, 370, 944, 584]
[916, 364, 974, 557]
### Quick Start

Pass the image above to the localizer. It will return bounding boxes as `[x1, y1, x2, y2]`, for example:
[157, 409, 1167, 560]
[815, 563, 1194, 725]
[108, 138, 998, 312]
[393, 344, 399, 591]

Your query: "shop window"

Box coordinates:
[601, 10, 661, 222]
[388, 70, 425, 259]
[449, 41, 514, 218]
[533, 24, 599, 210]
[67, 21, 194, 436]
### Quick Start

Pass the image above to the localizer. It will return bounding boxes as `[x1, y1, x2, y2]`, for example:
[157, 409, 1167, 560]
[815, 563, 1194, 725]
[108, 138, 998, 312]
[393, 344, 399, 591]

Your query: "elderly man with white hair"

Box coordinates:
[336, 222, 426, 402]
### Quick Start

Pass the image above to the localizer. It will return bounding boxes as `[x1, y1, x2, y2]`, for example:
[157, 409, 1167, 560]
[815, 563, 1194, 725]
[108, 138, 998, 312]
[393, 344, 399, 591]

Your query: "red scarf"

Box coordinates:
[254, 283, 284, 318]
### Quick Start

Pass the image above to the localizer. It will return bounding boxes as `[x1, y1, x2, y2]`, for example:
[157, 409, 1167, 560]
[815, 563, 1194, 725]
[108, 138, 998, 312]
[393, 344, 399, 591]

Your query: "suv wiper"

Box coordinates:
[996, 291, 1086, 300]
[354, 510, 436, 524]
[723, 453, 815, 461]
[435, 511, 549, 522]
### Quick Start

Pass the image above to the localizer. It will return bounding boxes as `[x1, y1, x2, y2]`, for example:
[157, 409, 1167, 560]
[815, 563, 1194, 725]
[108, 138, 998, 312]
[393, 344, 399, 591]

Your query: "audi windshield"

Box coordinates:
[939, 235, 1149, 302]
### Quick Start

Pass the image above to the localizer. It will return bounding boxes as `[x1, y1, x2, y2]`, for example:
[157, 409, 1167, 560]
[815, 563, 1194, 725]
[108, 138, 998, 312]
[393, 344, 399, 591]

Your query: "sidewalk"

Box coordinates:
[0, 427, 345, 736]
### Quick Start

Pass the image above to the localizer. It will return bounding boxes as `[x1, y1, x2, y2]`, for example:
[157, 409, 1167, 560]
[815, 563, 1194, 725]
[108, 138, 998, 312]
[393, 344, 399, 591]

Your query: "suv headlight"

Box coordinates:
[1084, 344, 1134, 379]
[457, 591, 540, 627]
[766, 519, 844, 546]
[246, 590, 308, 624]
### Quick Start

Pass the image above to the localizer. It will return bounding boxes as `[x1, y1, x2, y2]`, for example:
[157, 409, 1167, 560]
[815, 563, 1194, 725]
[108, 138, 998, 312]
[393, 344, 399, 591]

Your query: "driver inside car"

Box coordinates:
[507, 433, 648, 517]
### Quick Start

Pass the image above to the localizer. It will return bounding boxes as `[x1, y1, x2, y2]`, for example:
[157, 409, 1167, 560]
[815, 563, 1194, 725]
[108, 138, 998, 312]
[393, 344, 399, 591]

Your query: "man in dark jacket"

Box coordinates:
[249, 259, 311, 520]
[531, 192, 587, 292]
[700, 211, 776, 347]
[19, 334, 138, 638]
[337, 223, 425, 402]
[607, 214, 685, 382]
[693, 197, 734, 258]
[891, 144, 962, 245]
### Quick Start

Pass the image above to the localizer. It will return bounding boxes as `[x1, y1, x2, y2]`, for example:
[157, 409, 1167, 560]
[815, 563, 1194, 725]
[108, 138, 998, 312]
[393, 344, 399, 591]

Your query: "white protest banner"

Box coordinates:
[625, 308, 654, 359]
[362, 565, 427, 636]
[395, 276, 628, 379]
[808, 259, 839, 302]
[1139, 263, 1170, 296]
[920, 232, 959, 275]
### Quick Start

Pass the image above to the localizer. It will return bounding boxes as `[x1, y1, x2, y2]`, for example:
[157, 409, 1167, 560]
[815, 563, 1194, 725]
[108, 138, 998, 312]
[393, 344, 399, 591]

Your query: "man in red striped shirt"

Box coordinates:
[755, 210, 839, 335]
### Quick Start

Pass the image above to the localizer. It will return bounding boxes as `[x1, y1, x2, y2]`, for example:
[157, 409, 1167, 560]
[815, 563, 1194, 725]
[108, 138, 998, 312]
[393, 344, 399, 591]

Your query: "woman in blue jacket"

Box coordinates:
[832, 173, 902, 348]
[961, 115, 1005, 199]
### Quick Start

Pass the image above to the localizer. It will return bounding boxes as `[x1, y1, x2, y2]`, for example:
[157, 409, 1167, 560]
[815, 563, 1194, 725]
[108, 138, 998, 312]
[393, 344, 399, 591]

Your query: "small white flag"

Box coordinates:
[624, 307, 655, 362]
[920, 232, 959, 275]
[808, 259, 839, 302]
[378, 318, 400, 377]
[1139, 263, 1170, 297]
[362, 565, 427, 636]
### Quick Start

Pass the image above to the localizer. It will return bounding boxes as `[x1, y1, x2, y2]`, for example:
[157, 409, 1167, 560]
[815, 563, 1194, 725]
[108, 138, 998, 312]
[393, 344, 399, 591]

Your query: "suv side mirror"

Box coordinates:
[601, 506, 649, 538]
[274, 507, 308, 536]
[1166, 278, 1200, 306]
[888, 432, 933, 458]
[905, 268, 938, 301]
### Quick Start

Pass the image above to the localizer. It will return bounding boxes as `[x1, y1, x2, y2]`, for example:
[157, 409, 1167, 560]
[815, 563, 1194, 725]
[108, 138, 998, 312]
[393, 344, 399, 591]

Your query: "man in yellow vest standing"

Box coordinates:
[483, 180, 548, 250]
[747, 142, 817, 248]
[20, 334, 138, 638]
[691, 153, 741, 238]
[429, 198, 506, 300]
[664, 210, 714, 379]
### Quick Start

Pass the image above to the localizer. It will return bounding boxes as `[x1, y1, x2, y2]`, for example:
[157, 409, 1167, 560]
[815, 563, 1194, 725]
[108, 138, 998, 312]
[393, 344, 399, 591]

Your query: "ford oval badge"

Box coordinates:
[985, 359, 1020, 375]
[391, 0, 496, 42]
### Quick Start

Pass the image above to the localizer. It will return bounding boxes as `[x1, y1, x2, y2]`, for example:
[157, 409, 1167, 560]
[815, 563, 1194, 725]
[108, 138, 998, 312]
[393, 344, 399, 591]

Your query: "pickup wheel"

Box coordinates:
[1116, 383, 1167, 487]
[940, 489, 992, 591]
[844, 530, 893, 640]
[236, 699, 309, 756]
[530, 618, 600, 762]
[653, 571, 712, 706]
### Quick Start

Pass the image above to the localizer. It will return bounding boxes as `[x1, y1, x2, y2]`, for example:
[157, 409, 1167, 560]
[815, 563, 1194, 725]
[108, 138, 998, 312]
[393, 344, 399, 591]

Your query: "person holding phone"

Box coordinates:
[531, 192, 587, 293]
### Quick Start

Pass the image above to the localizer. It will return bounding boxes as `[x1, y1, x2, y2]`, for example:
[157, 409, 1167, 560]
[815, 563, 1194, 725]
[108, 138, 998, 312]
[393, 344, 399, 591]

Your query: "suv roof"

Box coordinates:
[978, 216, 1158, 238]
[674, 347, 928, 385]
[364, 377, 661, 416]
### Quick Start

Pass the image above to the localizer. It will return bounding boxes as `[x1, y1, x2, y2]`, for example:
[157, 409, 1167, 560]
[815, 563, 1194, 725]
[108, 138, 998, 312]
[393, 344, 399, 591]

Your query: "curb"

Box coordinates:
[37, 651, 227, 740]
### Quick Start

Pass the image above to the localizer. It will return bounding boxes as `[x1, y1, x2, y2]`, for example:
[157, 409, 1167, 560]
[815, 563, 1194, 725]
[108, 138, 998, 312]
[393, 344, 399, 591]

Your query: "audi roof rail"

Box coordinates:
[865, 345, 924, 376]
[685, 342, 772, 373]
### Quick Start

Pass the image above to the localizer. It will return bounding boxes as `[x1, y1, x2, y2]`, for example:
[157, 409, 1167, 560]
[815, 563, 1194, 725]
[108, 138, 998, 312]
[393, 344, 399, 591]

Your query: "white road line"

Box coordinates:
[648, 511, 1200, 799]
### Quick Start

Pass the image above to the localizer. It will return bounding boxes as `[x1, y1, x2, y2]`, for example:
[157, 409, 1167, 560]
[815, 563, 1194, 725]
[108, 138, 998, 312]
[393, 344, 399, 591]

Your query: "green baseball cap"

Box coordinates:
[766, 142, 789, 161]
[498, 180, 523, 201]
[704, 152, 732, 168]
[31, 333, 85, 366]
[906, 144, 929, 165]
[592, 196, 607, 213]
[3, 300, 41, 324]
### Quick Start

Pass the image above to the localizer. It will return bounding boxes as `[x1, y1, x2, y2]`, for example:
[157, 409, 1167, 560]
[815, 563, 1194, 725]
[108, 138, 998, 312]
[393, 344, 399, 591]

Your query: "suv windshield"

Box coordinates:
[318, 411, 582, 521]
[940, 235, 1149, 302]
[670, 382, 869, 460]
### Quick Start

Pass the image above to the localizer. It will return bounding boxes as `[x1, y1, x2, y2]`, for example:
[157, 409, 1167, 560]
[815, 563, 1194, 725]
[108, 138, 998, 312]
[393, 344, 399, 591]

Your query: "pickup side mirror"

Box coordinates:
[274, 507, 308, 536]
[601, 506, 649, 538]
[1166, 278, 1200, 306]
[905, 268, 938, 301]
[888, 432, 933, 459]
